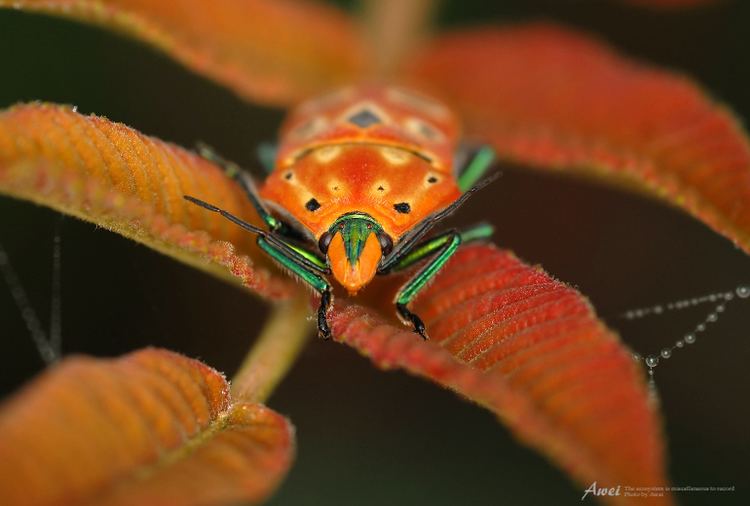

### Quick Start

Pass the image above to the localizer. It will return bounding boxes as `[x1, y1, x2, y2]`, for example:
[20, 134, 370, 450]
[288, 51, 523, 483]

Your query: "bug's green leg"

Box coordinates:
[389, 224, 494, 339]
[394, 231, 461, 339]
[256, 236, 333, 339]
[385, 223, 494, 274]
[457, 145, 496, 192]
[183, 195, 332, 337]
[390, 232, 459, 339]
[196, 142, 282, 232]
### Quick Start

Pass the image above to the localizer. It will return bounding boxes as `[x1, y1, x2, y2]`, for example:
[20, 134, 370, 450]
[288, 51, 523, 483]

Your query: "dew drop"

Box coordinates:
[675, 340, 684, 348]
[653, 305, 663, 314]
[707, 313, 718, 322]
[725, 292, 734, 301]
[696, 323, 706, 332]
[660, 348, 672, 359]
[632, 353, 642, 362]
[684, 334, 696, 344]
[716, 304, 725, 312]
[646, 356, 659, 368]
[737, 285, 750, 298]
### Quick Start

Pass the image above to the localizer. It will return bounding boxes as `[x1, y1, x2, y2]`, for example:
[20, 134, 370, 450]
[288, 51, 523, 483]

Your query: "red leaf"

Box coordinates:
[330, 244, 671, 504]
[0, 0, 366, 106]
[0, 103, 293, 298]
[405, 24, 750, 254]
[0, 348, 294, 506]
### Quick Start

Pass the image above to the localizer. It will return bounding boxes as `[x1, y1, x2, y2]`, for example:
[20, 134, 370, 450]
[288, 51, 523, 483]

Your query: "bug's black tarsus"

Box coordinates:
[317, 289, 333, 340]
[396, 303, 429, 340]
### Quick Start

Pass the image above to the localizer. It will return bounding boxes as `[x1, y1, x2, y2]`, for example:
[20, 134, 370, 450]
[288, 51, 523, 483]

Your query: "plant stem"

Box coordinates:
[231, 294, 312, 403]
[363, 0, 437, 75]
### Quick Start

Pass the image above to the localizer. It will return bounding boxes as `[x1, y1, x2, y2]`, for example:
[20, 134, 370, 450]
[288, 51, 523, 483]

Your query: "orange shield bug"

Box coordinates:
[186, 85, 497, 339]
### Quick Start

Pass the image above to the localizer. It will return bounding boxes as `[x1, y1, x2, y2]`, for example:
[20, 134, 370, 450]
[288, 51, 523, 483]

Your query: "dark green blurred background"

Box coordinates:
[1, 1, 749, 505]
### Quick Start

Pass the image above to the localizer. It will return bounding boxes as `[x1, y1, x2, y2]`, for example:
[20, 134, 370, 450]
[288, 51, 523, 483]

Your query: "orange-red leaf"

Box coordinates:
[405, 24, 750, 254]
[0, 348, 294, 506]
[0, 0, 365, 106]
[330, 244, 670, 505]
[0, 103, 292, 298]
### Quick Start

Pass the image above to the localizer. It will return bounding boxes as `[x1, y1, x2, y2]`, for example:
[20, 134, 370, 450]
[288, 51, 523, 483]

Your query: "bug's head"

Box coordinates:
[318, 213, 393, 295]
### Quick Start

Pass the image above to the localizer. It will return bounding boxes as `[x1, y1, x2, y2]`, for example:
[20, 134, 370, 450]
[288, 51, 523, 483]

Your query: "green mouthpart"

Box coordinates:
[329, 213, 384, 265]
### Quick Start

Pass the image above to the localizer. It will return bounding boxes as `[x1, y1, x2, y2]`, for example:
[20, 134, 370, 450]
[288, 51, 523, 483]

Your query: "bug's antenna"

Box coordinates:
[0, 240, 59, 365]
[183, 195, 267, 235]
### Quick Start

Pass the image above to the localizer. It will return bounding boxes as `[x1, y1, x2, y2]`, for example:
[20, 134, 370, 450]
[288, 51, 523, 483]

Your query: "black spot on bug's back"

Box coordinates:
[394, 202, 411, 214]
[306, 198, 321, 211]
[348, 109, 381, 128]
[427, 176, 438, 183]
[284, 171, 293, 180]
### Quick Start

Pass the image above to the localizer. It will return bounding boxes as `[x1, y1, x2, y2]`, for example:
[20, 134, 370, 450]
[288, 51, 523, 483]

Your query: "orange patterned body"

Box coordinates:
[260, 85, 462, 242]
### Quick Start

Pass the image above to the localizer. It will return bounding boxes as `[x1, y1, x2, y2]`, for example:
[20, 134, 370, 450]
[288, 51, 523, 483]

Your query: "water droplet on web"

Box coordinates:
[607, 283, 748, 394]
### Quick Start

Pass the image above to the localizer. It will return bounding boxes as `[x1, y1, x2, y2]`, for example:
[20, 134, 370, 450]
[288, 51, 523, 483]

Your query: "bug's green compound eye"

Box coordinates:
[394, 202, 411, 214]
[306, 198, 321, 211]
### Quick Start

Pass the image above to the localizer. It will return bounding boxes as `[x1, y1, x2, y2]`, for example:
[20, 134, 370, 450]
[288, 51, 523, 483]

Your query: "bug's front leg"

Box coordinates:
[391, 232, 461, 340]
[385, 223, 494, 339]
[183, 194, 333, 339]
[256, 236, 334, 339]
